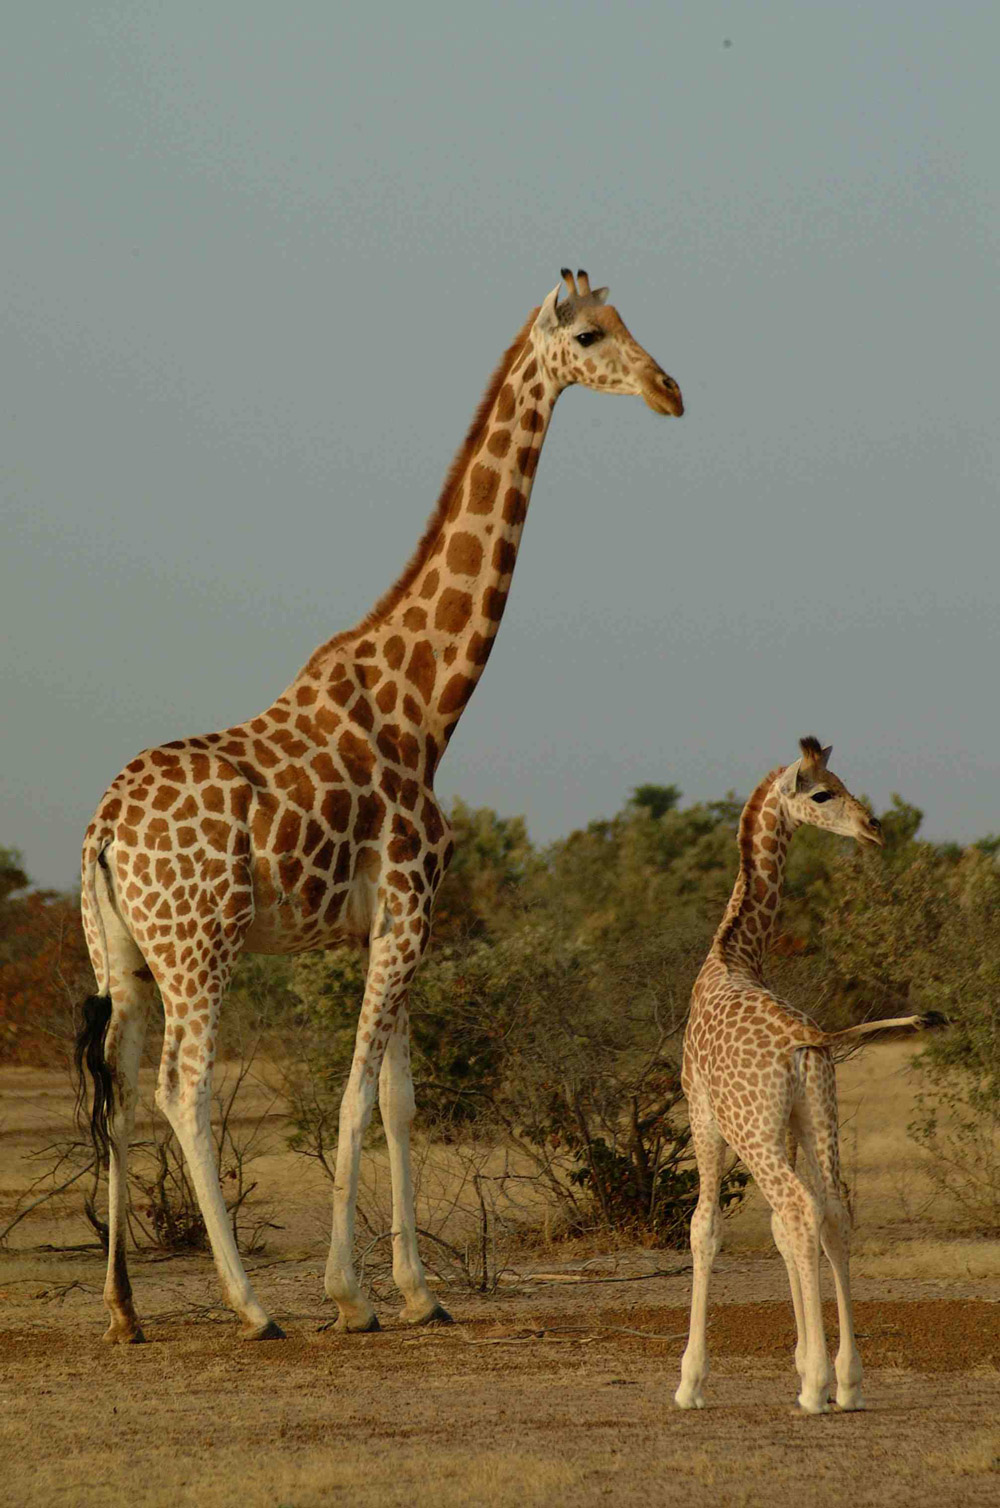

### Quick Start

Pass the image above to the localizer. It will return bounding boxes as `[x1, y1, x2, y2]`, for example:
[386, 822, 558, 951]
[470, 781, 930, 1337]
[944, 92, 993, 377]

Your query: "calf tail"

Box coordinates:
[820, 1011, 947, 1047]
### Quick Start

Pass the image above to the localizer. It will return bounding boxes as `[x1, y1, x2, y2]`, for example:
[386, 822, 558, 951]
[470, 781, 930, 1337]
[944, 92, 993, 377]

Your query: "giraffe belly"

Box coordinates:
[241, 899, 354, 955]
[243, 855, 378, 955]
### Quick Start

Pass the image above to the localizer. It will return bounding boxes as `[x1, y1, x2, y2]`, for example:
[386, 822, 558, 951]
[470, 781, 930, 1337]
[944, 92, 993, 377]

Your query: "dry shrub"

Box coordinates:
[0, 849, 93, 1066]
[286, 916, 749, 1253]
[2, 1012, 280, 1257]
[121, 1048, 281, 1255]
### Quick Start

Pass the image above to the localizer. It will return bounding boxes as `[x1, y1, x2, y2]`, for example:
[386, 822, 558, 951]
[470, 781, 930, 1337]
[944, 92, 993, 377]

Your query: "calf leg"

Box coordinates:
[676, 1084, 728, 1410]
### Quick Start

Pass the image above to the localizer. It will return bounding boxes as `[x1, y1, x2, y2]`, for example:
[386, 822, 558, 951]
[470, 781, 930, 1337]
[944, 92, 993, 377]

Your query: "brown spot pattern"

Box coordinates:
[405, 641, 437, 702]
[438, 674, 472, 716]
[446, 532, 483, 576]
[468, 463, 500, 515]
[435, 588, 473, 634]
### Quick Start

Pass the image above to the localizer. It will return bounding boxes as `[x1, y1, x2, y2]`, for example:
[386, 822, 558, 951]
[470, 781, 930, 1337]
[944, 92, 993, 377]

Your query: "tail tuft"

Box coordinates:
[808, 1010, 951, 1053]
[74, 995, 114, 1165]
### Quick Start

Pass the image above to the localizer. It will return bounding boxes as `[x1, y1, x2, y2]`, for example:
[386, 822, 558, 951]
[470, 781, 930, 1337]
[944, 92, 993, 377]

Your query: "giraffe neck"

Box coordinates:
[298, 309, 563, 757]
[390, 320, 560, 747]
[711, 769, 792, 980]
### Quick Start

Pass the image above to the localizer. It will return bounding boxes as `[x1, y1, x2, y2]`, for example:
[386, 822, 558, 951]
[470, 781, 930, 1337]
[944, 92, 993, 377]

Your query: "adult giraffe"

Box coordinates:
[77, 269, 684, 1343]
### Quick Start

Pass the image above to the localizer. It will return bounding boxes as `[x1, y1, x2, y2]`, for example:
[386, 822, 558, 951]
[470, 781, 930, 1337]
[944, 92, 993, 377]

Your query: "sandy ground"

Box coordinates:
[2, 1046, 998, 1508]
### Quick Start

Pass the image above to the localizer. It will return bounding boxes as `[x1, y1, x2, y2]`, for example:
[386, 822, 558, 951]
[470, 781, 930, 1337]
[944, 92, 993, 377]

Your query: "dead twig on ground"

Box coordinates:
[0, 1157, 98, 1244]
[30, 1280, 98, 1303]
[402, 1322, 691, 1346]
[522, 1266, 689, 1284]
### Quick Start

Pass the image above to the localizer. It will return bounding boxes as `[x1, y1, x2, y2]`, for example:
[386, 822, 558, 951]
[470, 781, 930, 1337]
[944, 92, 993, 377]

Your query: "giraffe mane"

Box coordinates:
[332, 308, 540, 647]
[714, 765, 785, 954]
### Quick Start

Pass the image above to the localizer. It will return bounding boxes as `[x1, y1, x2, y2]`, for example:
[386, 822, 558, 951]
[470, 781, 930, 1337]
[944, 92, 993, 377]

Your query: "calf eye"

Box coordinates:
[575, 331, 602, 347]
[811, 791, 834, 804]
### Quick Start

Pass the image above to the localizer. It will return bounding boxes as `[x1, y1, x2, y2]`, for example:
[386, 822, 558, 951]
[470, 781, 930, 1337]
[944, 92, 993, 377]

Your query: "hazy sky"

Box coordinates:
[3, 2, 998, 891]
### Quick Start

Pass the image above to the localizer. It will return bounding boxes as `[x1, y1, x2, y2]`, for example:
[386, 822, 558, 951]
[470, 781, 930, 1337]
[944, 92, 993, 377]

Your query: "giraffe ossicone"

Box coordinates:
[674, 737, 942, 1413]
[76, 270, 683, 1344]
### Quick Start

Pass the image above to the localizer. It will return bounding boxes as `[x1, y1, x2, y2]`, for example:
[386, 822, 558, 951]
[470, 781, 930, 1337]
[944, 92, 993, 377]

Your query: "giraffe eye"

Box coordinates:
[811, 791, 834, 804]
[575, 330, 602, 347]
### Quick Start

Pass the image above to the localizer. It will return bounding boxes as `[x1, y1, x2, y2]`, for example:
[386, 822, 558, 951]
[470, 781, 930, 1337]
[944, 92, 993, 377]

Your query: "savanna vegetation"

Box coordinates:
[1, 777, 998, 1257]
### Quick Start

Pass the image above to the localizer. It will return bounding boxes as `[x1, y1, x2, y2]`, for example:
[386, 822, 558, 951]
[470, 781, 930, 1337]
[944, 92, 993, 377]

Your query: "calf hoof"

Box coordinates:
[836, 1388, 865, 1412]
[334, 1312, 381, 1334]
[241, 1320, 286, 1342]
[674, 1386, 705, 1410]
[403, 1302, 453, 1327]
[797, 1391, 831, 1415]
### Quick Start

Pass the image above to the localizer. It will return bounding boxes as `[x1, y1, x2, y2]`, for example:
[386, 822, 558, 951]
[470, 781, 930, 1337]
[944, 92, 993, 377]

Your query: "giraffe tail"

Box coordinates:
[798, 1012, 948, 1051]
[74, 996, 114, 1165]
[75, 838, 115, 1165]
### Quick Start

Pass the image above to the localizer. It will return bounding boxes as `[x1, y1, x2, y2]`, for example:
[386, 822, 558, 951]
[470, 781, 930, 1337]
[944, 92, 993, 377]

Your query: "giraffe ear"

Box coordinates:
[591, 286, 609, 304]
[776, 760, 804, 798]
[536, 284, 563, 333]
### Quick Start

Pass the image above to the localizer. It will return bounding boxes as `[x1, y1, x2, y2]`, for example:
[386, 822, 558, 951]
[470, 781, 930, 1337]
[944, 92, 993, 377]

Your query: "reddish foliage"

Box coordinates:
[0, 887, 94, 1065]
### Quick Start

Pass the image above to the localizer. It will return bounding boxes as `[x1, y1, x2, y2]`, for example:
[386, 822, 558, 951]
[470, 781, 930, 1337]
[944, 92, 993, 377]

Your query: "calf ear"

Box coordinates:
[536, 284, 562, 332]
[776, 759, 803, 798]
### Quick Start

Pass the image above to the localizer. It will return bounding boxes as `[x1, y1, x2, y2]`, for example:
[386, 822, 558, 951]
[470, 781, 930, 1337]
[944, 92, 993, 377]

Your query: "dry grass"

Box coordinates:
[7, 1442, 586, 1508]
[924, 1428, 1000, 1476]
[854, 1237, 1000, 1282]
[1, 1318, 998, 1508]
[264, 1450, 585, 1508]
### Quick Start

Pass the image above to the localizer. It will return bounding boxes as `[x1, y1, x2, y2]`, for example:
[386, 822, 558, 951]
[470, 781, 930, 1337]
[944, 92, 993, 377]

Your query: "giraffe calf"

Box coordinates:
[674, 738, 943, 1414]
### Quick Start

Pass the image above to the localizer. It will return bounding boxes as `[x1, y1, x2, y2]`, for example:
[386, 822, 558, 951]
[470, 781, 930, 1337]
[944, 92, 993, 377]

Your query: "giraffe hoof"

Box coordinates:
[403, 1302, 453, 1327]
[102, 1323, 146, 1345]
[836, 1390, 865, 1412]
[334, 1312, 381, 1334]
[240, 1320, 286, 1342]
[674, 1388, 705, 1410]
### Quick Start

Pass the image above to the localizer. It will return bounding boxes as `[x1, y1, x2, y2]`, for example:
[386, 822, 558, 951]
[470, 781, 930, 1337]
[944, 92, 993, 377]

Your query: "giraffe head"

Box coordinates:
[532, 269, 684, 416]
[775, 737, 884, 847]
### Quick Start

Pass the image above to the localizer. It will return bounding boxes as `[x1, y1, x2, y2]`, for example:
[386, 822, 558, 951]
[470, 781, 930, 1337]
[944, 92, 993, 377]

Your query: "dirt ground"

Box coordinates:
[2, 1048, 999, 1508]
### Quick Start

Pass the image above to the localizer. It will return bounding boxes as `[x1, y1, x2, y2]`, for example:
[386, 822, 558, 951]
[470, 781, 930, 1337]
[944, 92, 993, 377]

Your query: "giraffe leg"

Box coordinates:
[800, 1055, 864, 1410]
[97, 905, 155, 1344]
[81, 860, 150, 1342]
[675, 1083, 727, 1410]
[102, 994, 151, 1342]
[324, 915, 427, 1332]
[771, 1131, 807, 1382]
[380, 1013, 452, 1325]
[819, 1190, 863, 1409]
[323, 1036, 382, 1329]
[154, 974, 282, 1341]
[754, 1159, 831, 1414]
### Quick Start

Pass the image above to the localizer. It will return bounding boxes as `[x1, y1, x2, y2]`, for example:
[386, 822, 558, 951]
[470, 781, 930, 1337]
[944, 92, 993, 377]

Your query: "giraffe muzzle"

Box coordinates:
[643, 369, 684, 417]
